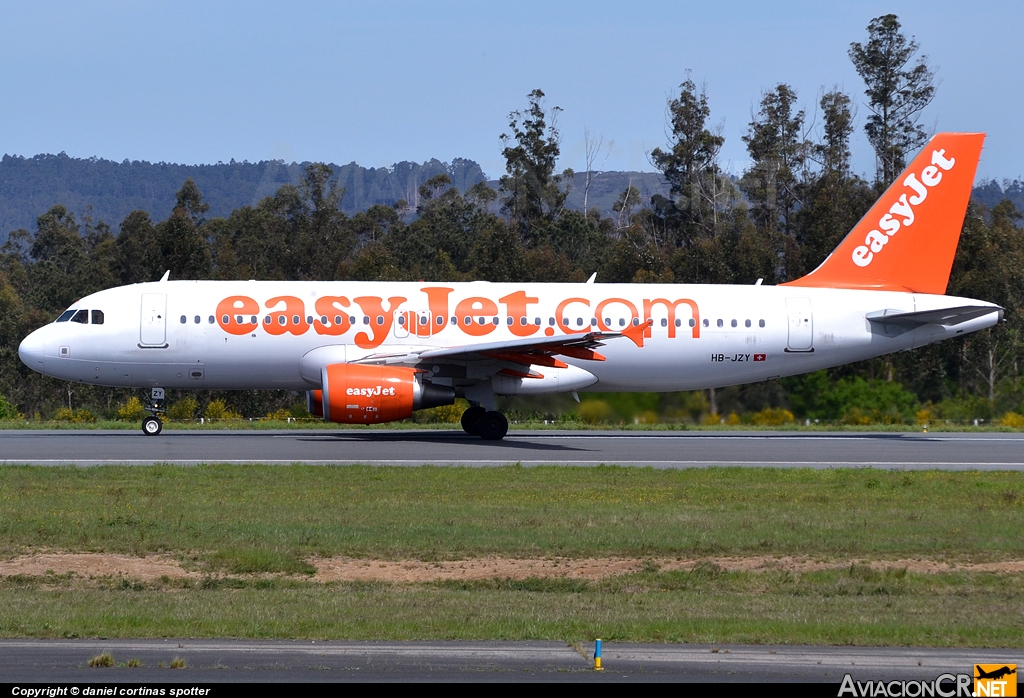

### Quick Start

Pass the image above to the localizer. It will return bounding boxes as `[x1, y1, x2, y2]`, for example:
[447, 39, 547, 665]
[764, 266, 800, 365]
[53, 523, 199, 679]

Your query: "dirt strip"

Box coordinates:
[2, 553, 1023, 582]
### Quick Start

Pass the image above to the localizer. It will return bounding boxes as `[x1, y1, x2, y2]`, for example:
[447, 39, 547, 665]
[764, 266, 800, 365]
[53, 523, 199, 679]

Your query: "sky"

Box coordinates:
[1, 1, 1020, 182]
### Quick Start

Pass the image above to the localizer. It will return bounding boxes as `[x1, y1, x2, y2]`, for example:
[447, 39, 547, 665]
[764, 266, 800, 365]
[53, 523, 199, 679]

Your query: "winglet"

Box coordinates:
[621, 319, 653, 348]
[783, 132, 985, 294]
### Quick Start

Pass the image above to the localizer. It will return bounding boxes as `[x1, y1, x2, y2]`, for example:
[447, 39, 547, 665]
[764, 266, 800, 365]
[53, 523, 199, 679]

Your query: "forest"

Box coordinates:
[1, 14, 1022, 427]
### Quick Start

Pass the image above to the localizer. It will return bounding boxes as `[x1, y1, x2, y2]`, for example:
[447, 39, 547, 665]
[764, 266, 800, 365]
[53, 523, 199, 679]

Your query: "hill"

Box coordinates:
[0, 152, 1015, 237]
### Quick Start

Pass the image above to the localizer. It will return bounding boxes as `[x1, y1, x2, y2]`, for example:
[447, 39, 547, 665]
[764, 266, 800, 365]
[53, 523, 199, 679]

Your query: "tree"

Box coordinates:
[740, 84, 807, 241]
[499, 89, 568, 234]
[849, 14, 935, 187]
[649, 77, 726, 244]
[155, 181, 212, 279]
[795, 89, 874, 277]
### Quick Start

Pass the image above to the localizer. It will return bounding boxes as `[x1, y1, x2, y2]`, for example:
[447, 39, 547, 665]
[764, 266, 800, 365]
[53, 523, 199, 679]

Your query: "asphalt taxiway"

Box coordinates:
[1, 429, 1023, 468]
[0, 639, 1019, 683]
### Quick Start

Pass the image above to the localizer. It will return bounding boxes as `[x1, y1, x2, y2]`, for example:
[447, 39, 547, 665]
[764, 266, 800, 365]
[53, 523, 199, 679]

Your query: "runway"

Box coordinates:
[2, 429, 1024, 468]
[0, 638, 1019, 682]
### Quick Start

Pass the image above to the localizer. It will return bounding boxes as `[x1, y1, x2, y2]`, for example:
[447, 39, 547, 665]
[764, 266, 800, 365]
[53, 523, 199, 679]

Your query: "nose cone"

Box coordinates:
[18, 329, 47, 371]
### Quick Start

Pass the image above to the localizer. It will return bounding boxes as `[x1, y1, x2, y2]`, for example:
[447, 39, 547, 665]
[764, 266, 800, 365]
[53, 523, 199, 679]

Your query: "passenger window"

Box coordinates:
[363, 316, 370, 325]
[507, 317, 513, 326]
[292, 315, 300, 325]
[731, 319, 737, 328]
[321, 315, 329, 324]
[208, 316, 215, 324]
[534, 318, 541, 325]
[661, 318, 668, 327]
[194, 315, 200, 324]
[759, 319, 766, 328]
[463, 316, 471, 326]
[436, 316, 445, 326]
[632, 318, 640, 326]
[520, 317, 527, 326]
[180, 315, 187, 324]
[222, 314, 230, 324]
[56, 309, 76, 322]
[398, 316, 406, 326]
[717, 319, 724, 328]
[745, 319, 751, 328]
[306, 316, 313, 324]
[278, 316, 286, 326]
[689, 318, 696, 328]
[591, 318, 597, 326]
[350, 316, 357, 324]
[618, 318, 625, 327]
[492, 317, 499, 325]
[71, 309, 89, 324]
[92, 310, 104, 325]
[333, 315, 341, 325]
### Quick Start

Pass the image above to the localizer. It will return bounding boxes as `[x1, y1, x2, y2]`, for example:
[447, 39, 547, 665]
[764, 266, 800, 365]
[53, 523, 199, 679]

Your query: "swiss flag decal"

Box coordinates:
[753, 354, 766, 361]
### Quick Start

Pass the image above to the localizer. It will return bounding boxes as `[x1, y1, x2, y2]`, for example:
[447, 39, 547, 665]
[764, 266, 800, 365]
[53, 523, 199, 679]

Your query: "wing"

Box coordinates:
[351, 321, 652, 377]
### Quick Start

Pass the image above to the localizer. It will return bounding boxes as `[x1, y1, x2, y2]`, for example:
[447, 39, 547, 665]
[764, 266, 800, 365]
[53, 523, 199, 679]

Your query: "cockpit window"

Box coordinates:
[71, 309, 89, 324]
[56, 309, 76, 323]
[91, 310, 104, 325]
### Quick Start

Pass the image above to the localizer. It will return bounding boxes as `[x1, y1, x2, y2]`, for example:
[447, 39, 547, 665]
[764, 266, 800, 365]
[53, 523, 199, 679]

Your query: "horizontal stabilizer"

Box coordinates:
[867, 305, 1002, 328]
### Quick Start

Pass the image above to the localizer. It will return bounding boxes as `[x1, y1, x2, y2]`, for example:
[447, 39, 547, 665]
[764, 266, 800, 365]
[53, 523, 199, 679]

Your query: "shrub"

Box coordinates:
[751, 407, 795, 426]
[266, 408, 292, 421]
[577, 400, 611, 424]
[116, 396, 146, 421]
[0, 392, 21, 419]
[167, 396, 198, 420]
[53, 407, 95, 423]
[1001, 412, 1024, 429]
[204, 399, 241, 420]
[289, 401, 312, 418]
[916, 408, 933, 425]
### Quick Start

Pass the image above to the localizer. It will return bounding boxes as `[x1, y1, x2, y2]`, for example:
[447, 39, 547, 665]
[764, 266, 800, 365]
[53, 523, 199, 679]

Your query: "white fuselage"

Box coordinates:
[18, 280, 1000, 394]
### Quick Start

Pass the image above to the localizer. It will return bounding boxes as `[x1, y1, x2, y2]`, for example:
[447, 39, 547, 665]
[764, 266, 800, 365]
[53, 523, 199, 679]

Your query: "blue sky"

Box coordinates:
[1, 1, 1020, 182]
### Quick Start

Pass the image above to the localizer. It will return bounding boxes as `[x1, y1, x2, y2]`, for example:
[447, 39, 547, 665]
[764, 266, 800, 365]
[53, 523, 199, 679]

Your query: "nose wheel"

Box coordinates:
[142, 387, 165, 436]
[461, 406, 508, 441]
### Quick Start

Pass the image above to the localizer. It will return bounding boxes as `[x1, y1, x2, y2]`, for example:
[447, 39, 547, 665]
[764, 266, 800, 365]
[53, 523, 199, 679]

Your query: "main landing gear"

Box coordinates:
[141, 387, 165, 436]
[461, 405, 508, 441]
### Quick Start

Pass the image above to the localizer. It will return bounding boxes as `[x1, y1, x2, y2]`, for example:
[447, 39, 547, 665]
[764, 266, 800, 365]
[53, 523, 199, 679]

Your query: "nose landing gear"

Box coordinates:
[141, 387, 165, 436]
[461, 405, 508, 441]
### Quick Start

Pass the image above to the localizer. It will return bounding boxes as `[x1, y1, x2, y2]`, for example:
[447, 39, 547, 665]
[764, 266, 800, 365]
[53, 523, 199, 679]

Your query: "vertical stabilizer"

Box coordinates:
[783, 132, 984, 294]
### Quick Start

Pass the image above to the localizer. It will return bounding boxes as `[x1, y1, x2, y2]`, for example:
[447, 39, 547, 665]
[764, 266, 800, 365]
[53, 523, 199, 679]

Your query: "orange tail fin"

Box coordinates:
[783, 132, 985, 294]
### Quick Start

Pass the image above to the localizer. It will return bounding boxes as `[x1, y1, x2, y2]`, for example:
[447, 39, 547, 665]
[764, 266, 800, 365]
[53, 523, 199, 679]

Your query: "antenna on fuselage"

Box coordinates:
[159, 270, 170, 282]
[586, 272, 597, 284]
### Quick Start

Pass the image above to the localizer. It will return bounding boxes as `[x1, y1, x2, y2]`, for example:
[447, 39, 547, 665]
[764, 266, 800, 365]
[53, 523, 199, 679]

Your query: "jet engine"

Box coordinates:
[309, 363, 454, 424]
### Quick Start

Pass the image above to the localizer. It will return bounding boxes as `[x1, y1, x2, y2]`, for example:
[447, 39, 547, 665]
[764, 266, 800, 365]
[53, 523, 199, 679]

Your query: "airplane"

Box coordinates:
[18, 132, 1001, 440]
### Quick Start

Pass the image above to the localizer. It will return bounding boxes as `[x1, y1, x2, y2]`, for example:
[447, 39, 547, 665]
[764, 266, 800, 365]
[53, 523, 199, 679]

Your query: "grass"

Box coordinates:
[0, 464, 1021, 644]
[0, 568, 1021, 646]
[0, 465, 1021, 562]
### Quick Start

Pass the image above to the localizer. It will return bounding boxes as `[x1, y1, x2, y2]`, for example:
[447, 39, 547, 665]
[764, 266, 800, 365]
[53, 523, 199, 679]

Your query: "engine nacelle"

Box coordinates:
[315, 363, 454, 424]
